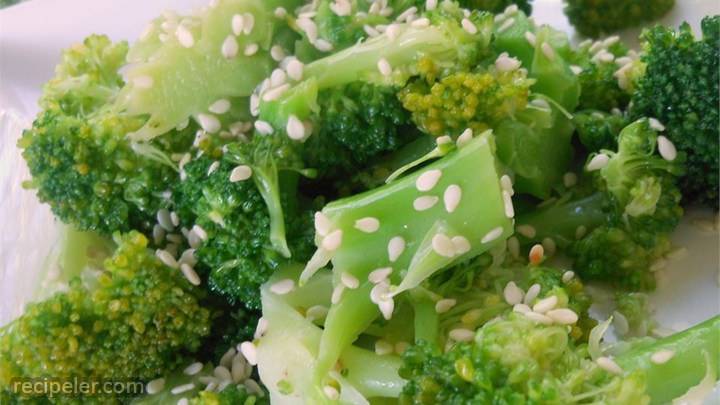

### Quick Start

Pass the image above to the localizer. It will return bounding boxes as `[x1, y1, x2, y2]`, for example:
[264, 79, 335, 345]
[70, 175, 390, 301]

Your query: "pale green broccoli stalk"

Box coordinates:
[118, 0, 305, 141]
[297, 132, 513, 396]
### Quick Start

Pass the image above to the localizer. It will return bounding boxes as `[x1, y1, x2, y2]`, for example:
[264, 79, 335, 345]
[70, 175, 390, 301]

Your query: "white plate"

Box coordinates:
[1, 0, 718, 398]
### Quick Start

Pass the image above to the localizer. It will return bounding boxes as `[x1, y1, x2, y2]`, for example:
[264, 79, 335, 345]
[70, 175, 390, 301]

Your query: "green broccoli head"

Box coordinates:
[0, 232, 211, 396]
[571, 40, 632, 111]
[189, 385, 269, 405]
[458, 0, 531, 14]
[630, 16, 720, 208]
[573, 110, 628, 152]
[564, 0, 675, 38]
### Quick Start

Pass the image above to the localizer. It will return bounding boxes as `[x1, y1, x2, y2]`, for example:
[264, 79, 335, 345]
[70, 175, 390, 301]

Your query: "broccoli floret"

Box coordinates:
[190, 386, 269, 405]
[19, 35, 194, 235]
[516, 118, 684, 290]
[569, 39, 633, 111]
[614, 292, 656, 337]
[630, 16, 720, 208]
[574, 110, 628, 152]
[564, 0, 675, 38]
[400, 314, 720, 404]
[459, 0, 531, 14]
[0, 232, 211, 401]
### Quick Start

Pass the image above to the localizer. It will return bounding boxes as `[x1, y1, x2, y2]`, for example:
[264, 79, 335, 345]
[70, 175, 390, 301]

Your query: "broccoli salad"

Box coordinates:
[1, 0, 719, 404]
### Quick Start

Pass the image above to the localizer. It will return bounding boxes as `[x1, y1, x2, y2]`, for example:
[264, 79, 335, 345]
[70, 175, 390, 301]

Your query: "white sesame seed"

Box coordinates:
[197, 113, 221, 134]
[513, 303, 531, 313]
[426, 0, 437, 10]
[432, 233, 456, 258]
[603, 35, 620, 47]
[646, 118, 665, 132]
[481, 226, 504, 244]
[254, 120, 274, 135]
[270, 46, 285, 62]
[244, 43, 259, 56]
[274, 7, 287, 18]
[231, 356, 247, 382]
[286, 59, 304, 81]
[176, 25, 194, 48]
[570, 65, 583, 75]
[615, 56, 632, 66]
[498, 18, 515, 33]
[524, 31, 536, 46]
[375, 339, 394, 355]
[508, 236, 520, 259]
[597, 357, 623, 374]
[385, 23, 401, 40]
[523, 283, 541, 304]
[330, 0, 352, 16]
[231, 14, 245, 35]
[503, 190, 515, 218]
[146, 378, 165, 395]
[177, 398, 189, 405]
[170, 383, 195, 395]
[451, 236, 471, 255]
[443, 185, 462, 213]
[562, 271, 575, 283]
[364, 25, 380, 37]
[416, 169, 442, 192]
[449, 328, 475, 342]
[340, 272, 360, 289]
[250, 94, 260, 116]
[269, 69, 287, 88]
[547, 308, 579, 325]
[541, 43, 555, 60]
[156, 249, 178, 268]
[505, 4, 519, 13]
[369, 267, 393, 284]
[355, 217, 380, 233]
[378, 298, 395, 320]
[221, 35, 239, 59]
[207, 161, 220, 176]
[331, 284, 345, 304]
[396, 7, 418, 22]
[503, 281, 524, 305]
[229, 165, 252, 182]
[414, 196, 439, 211]
[457, 128, 473, 148]
[297, 17, 318, 42]
[208, 99, 231, 115]
[657, 135, 677, 161]
[153, 225, 166, 245]
[586, 153, 610, 171]
[435, 298, 456, 313]
[436, 135, 452, 145]
[524, 311, 553, 325]
[541, 237, 556, 256]
[495, 54, 521, 72]
[377, 58, 392, 76]
[462, 18, 478, 34]
[157, 209, 173, 232]
[239, 341, 258, 365]
[270, 279, 295, 295]
[133, 75, 154, 89]
[529, 244, 544, 264]
[191, 225, 208, 242]
[322, 229, 343, 251]
[214, 366, 232, 381]
[180, 263, 201, 286]
[314, 39, 334, 52]
[494, 13, 507, 24]
[388, 236, 405, 262]
[650, 350, 675, 364]
[314, 212, 332, 236]
[241, 12, 255, 35]
[370, 281, 390, 303]
[533, 295, 558, 313]
[500, 175, 513, 192]
[286, 115, 306, 140]
[252, 317, 269, 340]
[411, 17, 430, 28]
[306, 305, 329, 322]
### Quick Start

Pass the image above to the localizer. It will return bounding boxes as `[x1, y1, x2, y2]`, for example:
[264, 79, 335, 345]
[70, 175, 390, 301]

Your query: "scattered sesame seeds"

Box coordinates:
[176, 25, 195, 48]
[503, 190, 514, 218]
[529, 244, 544, 265]
[615, 56, 632, 66]
[497, 17, 515, 33]
[513, 303, 531, 313]
[436, 135, 452, 145]
[547, 308, 579, 325]
[481, 226, 504, 244]
[208, 99, 231, 115]
[146, 378, 165, 395]
[378, 297, 395, 320]
[197, 113, 221, 134]
[214, 366, 232, 381]
[562, 271, 575, 283]
[396, 7, 418, 22]
[263, 83, 290, 102]
[355, 217, 380, 233]
[596, 356, 623, 374]
[541, 43, 555, 60]
[153, 225, 166, 245]
[650, 350, 675, 364]
[286, 59, 304, 81]
[370, 281, 390, 303]
[414, 195, 439, 211]
[314, 212, 332, 236]
[244, 43, 259, 56]
[503, 281, 524, 305]
[524, 311, 553, 325]
[377, 58, 392, 76]
[254, 120, 274, 135]
[297, 17, 318, 42]
[461, 18, 478, 34]
[369, 267, 393, 284]
[239, 341, 258, 365]
[505, 4, 519, 13]
[375, 339, 394, 355]
[495, 53, 521, 72]
[500, 175, 513, 192]
[323, 385, 340, 400]
[432, 233, 456, 257]
[331, 284, 345, 304]
[180, 263, 201, 286]
[221, 35, 239, 58]
[449, 328, 475, 342]
[387, 236, 405, 262]
[156, 249, 179, 269]
[507, 236, 520, 259]
[451, 236, 471, 255]
[435, 298, 457, 313]
[533, 295, 558, 314]
[586, 153, 610, 171]
[341, 272, 360, 289]
[457, 128, 473, 147]
[231, 14, 245, 35]
[270, 279, 295, 295]
[524, 31, 536, 46]
[170, 383, 195, 395]
[229, 165, 253, 182]
[523, 283, 540, 304]
[133, 75, 154, 89]
[657, 135, 677, 161]
[322, 229, 343, 251]
[364, 24, 380, 37]
[603, 35, 620, 47]
[286, 115, 306, 140]
[443, 185, 462, 213]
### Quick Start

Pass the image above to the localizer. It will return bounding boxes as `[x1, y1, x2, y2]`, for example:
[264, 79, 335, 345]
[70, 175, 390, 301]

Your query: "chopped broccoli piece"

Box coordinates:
[570, 40, 633, 111]
[614, 292, 656, 337]
[630, 16, 720, 208]
[0, 232, 211, 401]
[574, 110, 628, 152]
[564, 0, 675, 38]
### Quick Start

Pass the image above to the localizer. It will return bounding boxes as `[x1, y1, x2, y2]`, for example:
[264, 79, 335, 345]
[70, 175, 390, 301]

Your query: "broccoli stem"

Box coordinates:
[616, 316, 720, 404]
[410, 296, 439, 345]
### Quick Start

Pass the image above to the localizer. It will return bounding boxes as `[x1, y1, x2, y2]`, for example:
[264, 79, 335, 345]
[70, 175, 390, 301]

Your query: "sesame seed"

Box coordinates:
[306, 305, 329, 322]
[435, 298, 457, 313]
[505, 4, 519, 13]
[322, 385, 340, 400]
[387, 236, 405, 262]
[157, 209, 173, 230]
[524, 311, 553, 325]
[197, 113, 221, 134]
[180, 263, 201, 286]
[330, 0, 352, 16]
[432, 233, 456, 257]
[146, 378, 165, 394]
[378, 297, 395, 320]
[409, 17, 428, 28]
[176, 25, 194, 48]
[331, 284, 345, 304]
[494, 13, 507, 24]
[314, 39, 334, 52]
[541, 237, 556, 256]
[286, 115, 306, 140]
[481, 227, 504, 244]
[254, 120, 274, 135]
[221, 35, 239, 58]
[242, 43, 259, 56]
[524, 31, 536, 46]
[297, 17, 318, 42]
[244, 379, 263, 395]
[239, 341, 258, 365]
[231, 356, 248, 383]
[252, 317, 269, 340]
[615, 56, 632, 66]
[503, 281, 524, 305]
[153, 225, 166, 245]
[322, 229, 343, 251]
[529, 244, 544, 265]
[457, 128, 473, 147]
[523, 283, 540, 304]
[396, 7, 417, 22]
[364, 25, 380, 37]
[508, 236, 520, 259]
[500, 175, 513, 192]
[250, 94, 260, 116]
[497, 18, 515, 33]
[414, 196, 439, 211]
[341, 272, 360, 289]
[274, 7, 287, 18]
[377, 58, 392, 76]
[570, 65, 583, 75]
[650, 350, 675, 364]
[436, 135, 452, 145]
[375, 339, 394, 355]
[533, 295, 557, 313]
[451, 236, 471, 255]
[170, 383, 195, 395]
[416, 169, 442, 192]
[503, 190, 514, 218]
[229, 165, 252, 182]
[439, 184, 463, 213]
[596, 357, 623, 374]
[214, 366, 232, 381]
[386, 23, 401, 40]
[286, 59, 304, 81]
[495, 53, 521, 72]
[462, 18, 478, 34]
[156, 249, 178, 268]
[270, 45, 285, 62]
[270, 279, 295, 295]
[370, 281, 390, 303]
[547, 308, 579, 325]
[231, 14, 245, 35]
[209, 99, 231, 115]
[369, 267, 393, 284]
[541, 43, 555, 60]
[426, 0, 437, 10]
[586, 153, 610, 171]
[449, 328, 475, 342]
[602, 35, 620, 47]
[133, 75, 154, 89]
[657, 135, 677, 161]
[242, 12, 255, 34]
[355, 217, 380, 233]
[314, 212, 332, 236]
[207, 160, 220, 176]
[191, 224, 208, 241]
